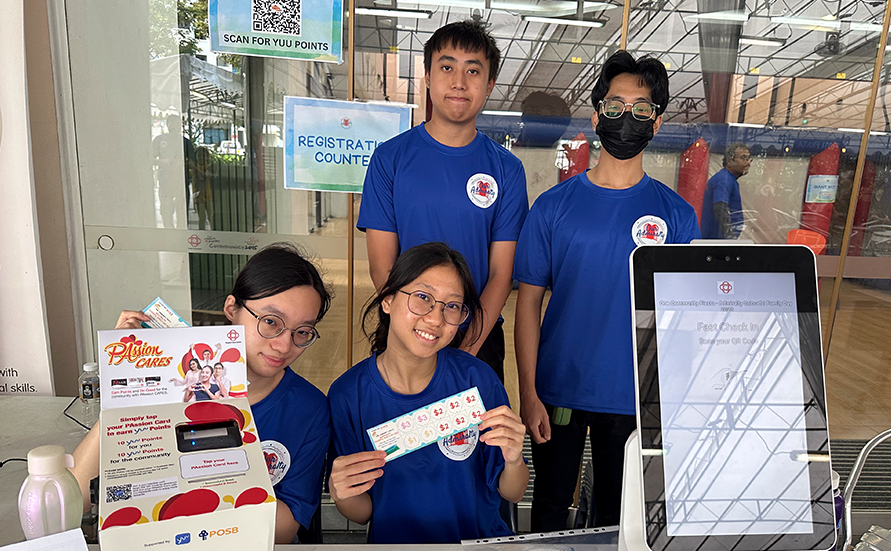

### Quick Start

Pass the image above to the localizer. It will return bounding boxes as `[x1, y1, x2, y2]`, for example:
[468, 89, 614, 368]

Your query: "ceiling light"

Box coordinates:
[522, 15, 605, 27]
[728, 122, 765, 128]
[771, 16, 839, 30]
[686, 10, 749, 23]
[382, 0, 619, 13]
[355, 7, 432, 18]
[481, 110, 523, 116]
[848, 21, 883, 33]
[838, 128, 865, 133]
[822, 14, 837, 21]
[739, 35, 787, 47]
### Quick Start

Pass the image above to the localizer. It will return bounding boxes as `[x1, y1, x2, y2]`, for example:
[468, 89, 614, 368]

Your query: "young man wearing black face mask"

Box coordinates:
[513, 51, 700, 532]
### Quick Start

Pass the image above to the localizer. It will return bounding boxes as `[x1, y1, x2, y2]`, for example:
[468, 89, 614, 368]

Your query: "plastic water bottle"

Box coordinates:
[78, 362, 100, 422]
[18, 445, 83, 539]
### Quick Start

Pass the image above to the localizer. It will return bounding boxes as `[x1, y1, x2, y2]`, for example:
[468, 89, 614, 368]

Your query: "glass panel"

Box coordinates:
[824, 31, 891, 441]
[67, 0, 355, 392]
[350, 7, 621, 408]
[628, 0, 883, 253]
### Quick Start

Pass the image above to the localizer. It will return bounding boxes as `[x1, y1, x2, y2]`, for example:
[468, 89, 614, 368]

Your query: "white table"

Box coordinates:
[1, 396, 618, 550]
[0, 396, 92, 547]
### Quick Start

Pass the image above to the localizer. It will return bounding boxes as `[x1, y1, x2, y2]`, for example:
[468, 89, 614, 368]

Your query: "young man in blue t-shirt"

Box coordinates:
[700, 142, 750, 238]
[514, 51, 700, 532]
[357, 21, 528, 382]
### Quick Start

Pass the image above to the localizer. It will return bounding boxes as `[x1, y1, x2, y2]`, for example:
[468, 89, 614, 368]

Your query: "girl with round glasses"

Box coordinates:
[70, 243, 333, 544]
[327, 242, 529, 543]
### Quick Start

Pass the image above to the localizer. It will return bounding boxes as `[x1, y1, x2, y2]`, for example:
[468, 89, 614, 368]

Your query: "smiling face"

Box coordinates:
[224, 285, 322, 383]
[199, 366, 212, 384]
[213, 364, 224, 379]
[381, 264, 463, 361]
[188, 358, 200, 372]
[425, 45, 495, 128]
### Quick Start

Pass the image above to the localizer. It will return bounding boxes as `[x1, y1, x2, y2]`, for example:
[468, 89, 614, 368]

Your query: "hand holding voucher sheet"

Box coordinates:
[367, 387, 486, 462]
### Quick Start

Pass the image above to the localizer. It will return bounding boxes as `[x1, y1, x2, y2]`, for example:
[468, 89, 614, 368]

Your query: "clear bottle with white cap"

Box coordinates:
[78, 362, 100, 422]
[17, 445, 83, 539]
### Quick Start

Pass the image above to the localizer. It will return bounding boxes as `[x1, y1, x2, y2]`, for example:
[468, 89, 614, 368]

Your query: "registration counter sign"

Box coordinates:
[209, 0, 342, 63]
[283, 97, 412, 193]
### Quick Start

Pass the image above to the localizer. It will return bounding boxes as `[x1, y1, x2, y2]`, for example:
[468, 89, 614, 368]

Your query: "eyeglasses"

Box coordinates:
[735, 154, 752, 161]
[238, 302, 320, 348]
[397, 290, 469, 326]
[599, 99, 659, 121]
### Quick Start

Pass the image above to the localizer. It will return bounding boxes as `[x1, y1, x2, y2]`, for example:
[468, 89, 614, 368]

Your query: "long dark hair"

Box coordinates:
[362, 242, 482, 354]
[229, 242, 332, 322]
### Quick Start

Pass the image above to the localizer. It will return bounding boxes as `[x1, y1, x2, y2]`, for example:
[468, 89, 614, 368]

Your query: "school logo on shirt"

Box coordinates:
[438, 425, 478, 461]
[466, 173, 499, 209]
[631, 215, 668, 245]
[262, 440, 291, 485]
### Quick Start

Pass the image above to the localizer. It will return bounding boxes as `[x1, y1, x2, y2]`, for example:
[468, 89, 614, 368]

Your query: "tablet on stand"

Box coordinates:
[623, 244, 835, 551]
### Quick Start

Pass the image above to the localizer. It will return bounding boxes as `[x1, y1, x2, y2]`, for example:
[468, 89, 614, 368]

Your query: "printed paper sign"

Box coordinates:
[283, 97, 412, 193]
[98, 327, 247, 410]
[209, 0, 343, 63]
[366, 387, 486, 462]
[180, 449, 249, 479]
[142, 297, 190, 329]
[805, 175, 838, 203]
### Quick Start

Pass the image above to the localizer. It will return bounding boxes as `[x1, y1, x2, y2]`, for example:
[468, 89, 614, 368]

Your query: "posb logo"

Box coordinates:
[199, 527, 239, 540]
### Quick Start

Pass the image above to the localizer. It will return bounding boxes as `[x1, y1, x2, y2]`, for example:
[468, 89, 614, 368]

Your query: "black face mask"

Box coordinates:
[595, 112, 655, 160]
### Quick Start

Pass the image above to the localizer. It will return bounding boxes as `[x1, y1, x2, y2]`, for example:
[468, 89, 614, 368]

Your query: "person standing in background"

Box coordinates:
[357, 21, 528, 382]
[514, 50, 700, 532]
[700, 142, 751, 239]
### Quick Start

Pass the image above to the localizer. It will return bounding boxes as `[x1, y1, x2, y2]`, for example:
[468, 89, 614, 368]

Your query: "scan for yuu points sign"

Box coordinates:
[209, 0, 342, 63]
[283, 97, 412, 193]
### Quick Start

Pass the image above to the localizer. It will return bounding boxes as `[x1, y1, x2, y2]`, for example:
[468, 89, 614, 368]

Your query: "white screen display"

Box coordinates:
[653, 272, 813, 537]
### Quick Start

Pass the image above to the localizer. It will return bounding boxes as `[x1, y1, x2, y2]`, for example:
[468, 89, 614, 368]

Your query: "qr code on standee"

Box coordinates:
[252, 0, 302, 36]
[106, 484, 132, 503]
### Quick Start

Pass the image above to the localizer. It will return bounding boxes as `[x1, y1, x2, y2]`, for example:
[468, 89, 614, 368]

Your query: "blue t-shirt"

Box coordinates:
[193, 383, 220, 401]
[328, 348, 512, 544]
[357, 123, 528, 295]
[700, 168, 744, 238]
[514, 172, 700, 415]
[253, 368, 331, 528]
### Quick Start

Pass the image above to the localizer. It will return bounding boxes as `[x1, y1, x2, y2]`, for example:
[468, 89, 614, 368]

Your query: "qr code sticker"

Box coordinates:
[252, 0, 302, 36]
[106, 483, 132, 503]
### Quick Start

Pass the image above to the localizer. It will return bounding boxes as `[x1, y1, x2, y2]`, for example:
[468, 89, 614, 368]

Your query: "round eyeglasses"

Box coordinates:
[398, 290, 469, 326]
[599, 99, 659, 121]
[238, 302, 320, 348]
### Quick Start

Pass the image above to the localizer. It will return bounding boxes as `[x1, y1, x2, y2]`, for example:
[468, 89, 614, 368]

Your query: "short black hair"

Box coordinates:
[723, 142, 750, 167]
[591, 50, 669, 116]
[424, 21, 501, 82]
[362, 242, 482, 354]
[229, 242, 332, 322]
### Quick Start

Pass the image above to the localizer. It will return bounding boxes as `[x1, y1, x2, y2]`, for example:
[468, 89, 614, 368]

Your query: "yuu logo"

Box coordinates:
[175, 533, 191, 545]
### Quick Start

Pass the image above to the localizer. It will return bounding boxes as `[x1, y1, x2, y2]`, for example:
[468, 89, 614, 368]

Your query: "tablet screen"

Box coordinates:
[632, 246, 834, 551]
[655, 272, 811, 536]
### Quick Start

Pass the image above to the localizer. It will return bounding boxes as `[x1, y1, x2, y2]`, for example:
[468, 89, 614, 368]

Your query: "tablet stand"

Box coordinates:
[617, 429, 837, 551]
[617, 430, 649, 551]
